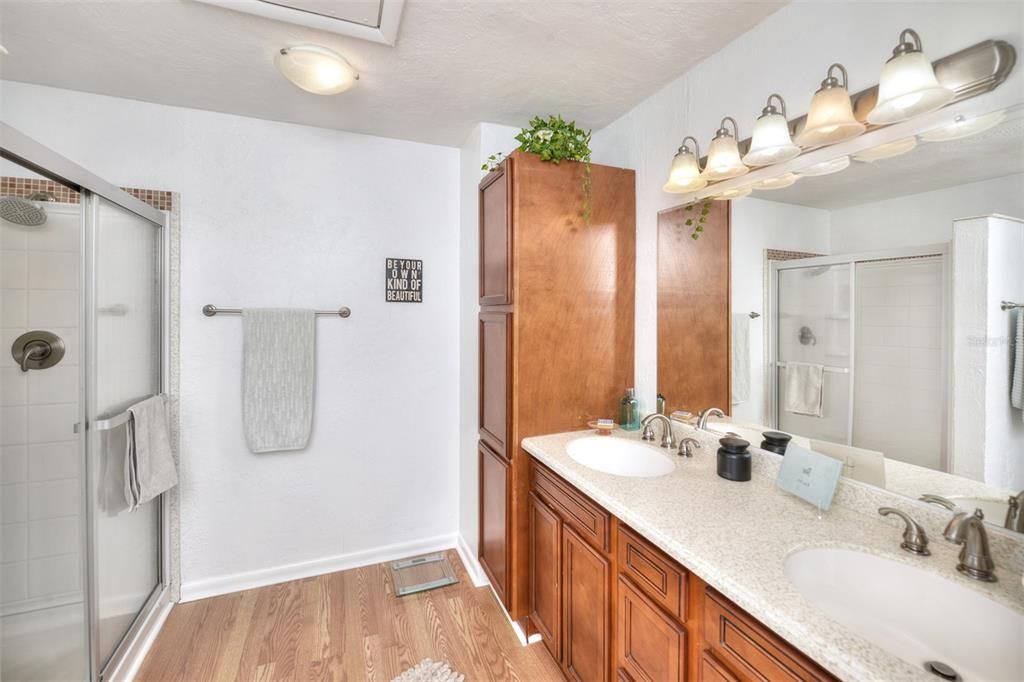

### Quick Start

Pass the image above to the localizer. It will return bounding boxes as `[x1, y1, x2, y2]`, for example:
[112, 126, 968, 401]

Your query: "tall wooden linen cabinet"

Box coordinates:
[477, 150, 636, 625]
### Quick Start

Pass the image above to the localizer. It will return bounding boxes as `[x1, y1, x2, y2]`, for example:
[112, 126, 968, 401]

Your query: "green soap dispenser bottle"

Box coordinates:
[620, 388, 641, 431]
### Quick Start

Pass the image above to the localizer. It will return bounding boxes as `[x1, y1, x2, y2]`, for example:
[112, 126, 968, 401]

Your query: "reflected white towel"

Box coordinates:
[783, 362, 824, 418]
[1012, 310, 1023, 412]
[124, 395, 177, 511]
[243, 308, 316, 453]
[731, 313, 750, 405]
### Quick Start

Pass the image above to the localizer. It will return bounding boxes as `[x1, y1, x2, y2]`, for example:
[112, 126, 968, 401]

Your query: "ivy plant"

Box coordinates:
[483, 115, 594, 224]
[683, 198, 714, 240]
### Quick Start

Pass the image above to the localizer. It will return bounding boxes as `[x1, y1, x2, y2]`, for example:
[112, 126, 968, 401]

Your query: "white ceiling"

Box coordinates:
[0, 0, 785, 147]
[759, 109, 1024, 210]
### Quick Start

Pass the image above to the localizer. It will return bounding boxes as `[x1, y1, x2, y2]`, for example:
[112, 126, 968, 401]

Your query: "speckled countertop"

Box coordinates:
[522, 426, 1024, 682]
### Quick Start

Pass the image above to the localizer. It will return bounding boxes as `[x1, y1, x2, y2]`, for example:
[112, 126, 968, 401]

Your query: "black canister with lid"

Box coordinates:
[717, 437, 751, 482]
[760, 431, 793, 455]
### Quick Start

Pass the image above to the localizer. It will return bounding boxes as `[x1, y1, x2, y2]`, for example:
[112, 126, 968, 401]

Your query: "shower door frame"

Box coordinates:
[767, 243, 950, 462]
[1, 123, 172, 682]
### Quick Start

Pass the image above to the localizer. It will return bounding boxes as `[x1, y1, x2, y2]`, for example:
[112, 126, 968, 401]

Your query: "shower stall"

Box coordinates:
[768, 245, 950, 470]
[1, 124, 171, 681]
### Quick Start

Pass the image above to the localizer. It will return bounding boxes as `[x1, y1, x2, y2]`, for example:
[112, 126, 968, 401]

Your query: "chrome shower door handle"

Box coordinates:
[11, 330, 65, 372]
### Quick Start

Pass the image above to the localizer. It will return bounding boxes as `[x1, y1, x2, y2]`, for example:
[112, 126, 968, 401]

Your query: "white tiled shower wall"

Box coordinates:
[1, 203, 83, 613]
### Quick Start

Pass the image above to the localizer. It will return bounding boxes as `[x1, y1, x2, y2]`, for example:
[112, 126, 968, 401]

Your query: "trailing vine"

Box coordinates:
[683, 198, 714, 240]
[484, 115, 594, 224]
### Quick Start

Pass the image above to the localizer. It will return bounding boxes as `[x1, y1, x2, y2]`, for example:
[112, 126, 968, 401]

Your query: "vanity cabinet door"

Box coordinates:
[700, 652, 739, 682]
[479, 311, 511, 457]
[479, 165, 512, 306]
[563, 526, 610, 682]
[529, 493, 562, 662]
[617, 577, 686, 682]
[479, 442, 510, 606]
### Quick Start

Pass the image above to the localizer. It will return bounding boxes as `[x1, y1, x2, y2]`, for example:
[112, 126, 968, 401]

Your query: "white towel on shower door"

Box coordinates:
[243, 308, 316, 453]
[783, 362, 825, 418]
[1012, 310, 1024, 413]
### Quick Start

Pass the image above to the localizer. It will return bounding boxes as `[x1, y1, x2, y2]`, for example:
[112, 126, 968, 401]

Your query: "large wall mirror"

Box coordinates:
[658, 104, 1024, 534]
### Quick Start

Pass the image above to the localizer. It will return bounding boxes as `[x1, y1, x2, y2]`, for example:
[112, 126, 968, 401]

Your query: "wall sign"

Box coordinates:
[385, 258, 423, 302]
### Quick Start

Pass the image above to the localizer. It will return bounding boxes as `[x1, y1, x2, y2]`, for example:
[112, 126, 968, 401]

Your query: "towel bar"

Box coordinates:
[202, 304, 351, 318]
[1002, 300, 1023, 311]
[73, 393, 167, 433]
[776, 361, 849, 374]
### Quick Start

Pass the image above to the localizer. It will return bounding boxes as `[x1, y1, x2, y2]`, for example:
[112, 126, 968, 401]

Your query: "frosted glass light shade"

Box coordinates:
[796, 87, 865, 147]
[869, 52, 953, 125]
[743, 114, 800, 166]
[704, 135, 748, 181]
[853, 136, 917, 163]
[920, 110, 1006, 142]
[275, 45, 359, 95]
[753, 173, 799, 190]
[713, 186, 752, 200]
[664, 150, 707, 192]
[795, 156, 850, 177]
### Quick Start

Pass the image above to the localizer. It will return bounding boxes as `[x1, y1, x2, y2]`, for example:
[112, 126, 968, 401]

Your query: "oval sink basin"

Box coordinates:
[567, 437, 675, 478]
[786, 547, 1024, 681]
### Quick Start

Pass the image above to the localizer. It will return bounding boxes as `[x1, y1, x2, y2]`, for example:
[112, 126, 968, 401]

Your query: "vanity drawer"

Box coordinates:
[703, 590, 835, 682]
[617, 525, 686, 620]
[531, 463, 610, 552]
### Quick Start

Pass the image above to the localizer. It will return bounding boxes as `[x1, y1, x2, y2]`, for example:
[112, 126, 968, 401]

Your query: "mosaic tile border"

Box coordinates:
[1, 176, 172, 211]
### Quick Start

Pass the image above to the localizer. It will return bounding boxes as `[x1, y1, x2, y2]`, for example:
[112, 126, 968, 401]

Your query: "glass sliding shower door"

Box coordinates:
[84, 194, 163, 672]
[2, 124, 168, 682]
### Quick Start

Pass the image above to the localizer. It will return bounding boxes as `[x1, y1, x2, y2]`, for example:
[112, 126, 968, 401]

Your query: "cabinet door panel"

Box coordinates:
[479, 311, 510, 456]
[700, 652, 739, 682]
[529, 493, 562, 662]
[480, 167, 512, 305]
[617, 577, 686, 682]
[618, 525, 686, 620]
[479, 442, 510, 606]
[563, 527, 610, 682]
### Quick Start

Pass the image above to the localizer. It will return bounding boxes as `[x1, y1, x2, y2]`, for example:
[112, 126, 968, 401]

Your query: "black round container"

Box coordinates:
[717, 437, 751, 482]
[760, 431, 793, 455]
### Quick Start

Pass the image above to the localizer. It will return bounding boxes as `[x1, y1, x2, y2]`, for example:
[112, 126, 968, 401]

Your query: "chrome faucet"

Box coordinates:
[1005, 491, 1024, 532]
[641, 414, 675, 449]
[878, 507, 930, 555]
[943, 509, 997, 582]
[697, 407, 726, 431]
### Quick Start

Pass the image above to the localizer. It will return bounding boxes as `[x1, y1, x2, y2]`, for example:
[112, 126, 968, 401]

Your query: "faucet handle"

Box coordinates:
[879, 507, 931, 556]
[677, 437, 701, 458]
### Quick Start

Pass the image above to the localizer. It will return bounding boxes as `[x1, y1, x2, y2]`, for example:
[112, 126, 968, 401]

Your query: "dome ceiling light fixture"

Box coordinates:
[753, 173, 800, 190]
[868, 28, 954, 125]
[795, 155, 851, 177]
[663, 136, 708, 193]
[275, 45, 359, 95]
[713, 185, 753, 200]
[852, 136, 918, 163]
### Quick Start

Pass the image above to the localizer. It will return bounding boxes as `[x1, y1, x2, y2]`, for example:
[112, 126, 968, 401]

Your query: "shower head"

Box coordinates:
[0, 194, 49, 226]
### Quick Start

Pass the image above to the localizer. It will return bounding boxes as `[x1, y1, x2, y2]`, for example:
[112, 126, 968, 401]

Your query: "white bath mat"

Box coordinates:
[392, 658, 464, 682]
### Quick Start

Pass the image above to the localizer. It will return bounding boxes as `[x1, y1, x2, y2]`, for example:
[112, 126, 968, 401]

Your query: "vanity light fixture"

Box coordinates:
[753, 173, 800, 190]
[795, 64, 865, 148]
[743, 94, 801, 166]
[919, 110, 1007, 142]
[712, 185, 752, 200]
[868, 29, 954, 125]
[703, 117, 749, 181]
[663, 136, 708, 193]
[274, 45, 359, 95]
[852, 136, 918, 163]
[795, 155, 851, 177]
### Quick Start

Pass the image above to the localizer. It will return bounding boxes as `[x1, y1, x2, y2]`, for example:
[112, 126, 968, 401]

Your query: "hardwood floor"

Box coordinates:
[137, 550, 564, 681]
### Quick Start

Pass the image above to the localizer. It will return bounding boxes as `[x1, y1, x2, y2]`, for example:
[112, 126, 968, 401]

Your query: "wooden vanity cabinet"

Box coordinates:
[478, 151, 636, 620]
[529, 461, 837, 682]
[479, 442, 510, 603]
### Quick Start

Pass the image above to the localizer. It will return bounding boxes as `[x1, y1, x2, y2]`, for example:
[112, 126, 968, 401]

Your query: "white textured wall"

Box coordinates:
[730, 198, 830, 425]
[456, 123, 519, 579]
[1, 81, 462, 596]
[830, 174, 1024, 253]
[591, 0, 1024, 412]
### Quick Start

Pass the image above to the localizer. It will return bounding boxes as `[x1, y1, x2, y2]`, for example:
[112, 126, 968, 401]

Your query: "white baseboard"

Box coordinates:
[455, 534, 489, 587]
[180, 533, 458, 602]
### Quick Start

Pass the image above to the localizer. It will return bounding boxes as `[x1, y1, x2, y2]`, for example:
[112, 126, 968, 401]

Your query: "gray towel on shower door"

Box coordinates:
[243, 308, 316, 453]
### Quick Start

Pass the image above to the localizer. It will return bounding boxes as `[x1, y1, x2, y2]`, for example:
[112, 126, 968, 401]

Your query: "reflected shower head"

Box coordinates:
[0, 194, 49, 226]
